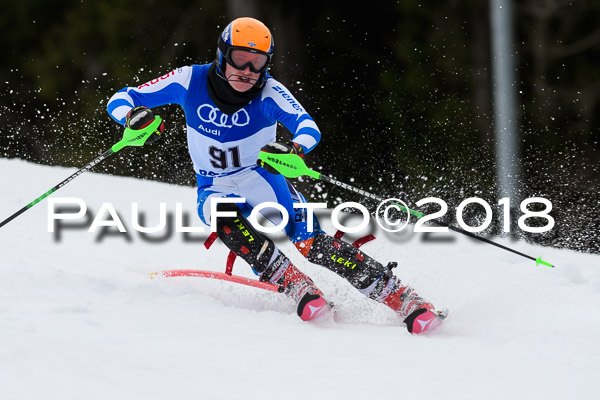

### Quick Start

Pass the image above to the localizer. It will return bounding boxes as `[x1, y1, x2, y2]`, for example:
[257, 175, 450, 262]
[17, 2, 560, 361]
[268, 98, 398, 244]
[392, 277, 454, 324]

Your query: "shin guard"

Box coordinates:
[214, 202, 276, 275]
[304, 233, 387, 293]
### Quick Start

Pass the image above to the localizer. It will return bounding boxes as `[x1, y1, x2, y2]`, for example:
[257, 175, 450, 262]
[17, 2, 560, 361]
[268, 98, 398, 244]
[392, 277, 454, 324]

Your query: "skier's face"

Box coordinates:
[224, 62, 261, 92]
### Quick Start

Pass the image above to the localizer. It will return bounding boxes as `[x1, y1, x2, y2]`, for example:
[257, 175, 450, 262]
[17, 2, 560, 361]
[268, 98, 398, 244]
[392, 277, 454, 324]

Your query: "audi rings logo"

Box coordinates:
[197, 104, 250, 128]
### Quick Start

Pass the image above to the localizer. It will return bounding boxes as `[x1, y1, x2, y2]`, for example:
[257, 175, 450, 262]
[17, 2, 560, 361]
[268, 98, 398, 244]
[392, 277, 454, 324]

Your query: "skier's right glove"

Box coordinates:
[257, 141, 304, 174]
[125, 106, 164, 144]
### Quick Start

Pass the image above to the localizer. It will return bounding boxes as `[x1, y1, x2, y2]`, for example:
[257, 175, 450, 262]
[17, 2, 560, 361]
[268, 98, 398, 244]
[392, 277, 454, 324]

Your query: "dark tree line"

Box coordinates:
[1, 0, 599, 252]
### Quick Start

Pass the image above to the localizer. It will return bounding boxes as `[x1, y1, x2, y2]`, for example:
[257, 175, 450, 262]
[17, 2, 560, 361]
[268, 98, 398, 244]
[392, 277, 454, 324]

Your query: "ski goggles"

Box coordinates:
[225, 47, 271, 73]
[221, 46, 271, 73]
[229, 49, 269, 72]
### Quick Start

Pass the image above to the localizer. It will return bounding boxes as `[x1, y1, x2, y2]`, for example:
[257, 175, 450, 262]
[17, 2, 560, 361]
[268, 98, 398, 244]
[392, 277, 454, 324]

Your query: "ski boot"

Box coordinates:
[403, 307, 449, 334]
[261, 253, 331, 321]
[380, 277, 448, 334]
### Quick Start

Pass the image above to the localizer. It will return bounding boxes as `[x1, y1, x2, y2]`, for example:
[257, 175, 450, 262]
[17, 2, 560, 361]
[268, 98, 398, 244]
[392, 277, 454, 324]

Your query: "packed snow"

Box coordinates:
[1, 158, 599, 400]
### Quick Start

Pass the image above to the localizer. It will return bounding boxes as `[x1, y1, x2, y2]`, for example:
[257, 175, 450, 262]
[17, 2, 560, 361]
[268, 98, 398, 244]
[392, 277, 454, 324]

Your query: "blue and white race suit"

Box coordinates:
[107, 64, 323, 243]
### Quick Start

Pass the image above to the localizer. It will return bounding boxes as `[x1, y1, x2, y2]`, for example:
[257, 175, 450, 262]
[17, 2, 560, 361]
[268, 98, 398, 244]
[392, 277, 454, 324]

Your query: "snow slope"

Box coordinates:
[1, 158, 599, 400]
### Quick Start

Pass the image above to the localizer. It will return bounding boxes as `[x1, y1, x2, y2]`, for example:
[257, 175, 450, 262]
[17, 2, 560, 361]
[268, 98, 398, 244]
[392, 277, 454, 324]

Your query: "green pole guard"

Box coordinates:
[111, 116, 163, 153]
[258, 152, 321, 179]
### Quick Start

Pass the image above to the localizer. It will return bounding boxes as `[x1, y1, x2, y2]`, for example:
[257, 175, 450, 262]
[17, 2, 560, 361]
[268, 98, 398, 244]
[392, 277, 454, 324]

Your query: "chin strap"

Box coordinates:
[215, 63, 266, 89]
[226, 73, 261, 86]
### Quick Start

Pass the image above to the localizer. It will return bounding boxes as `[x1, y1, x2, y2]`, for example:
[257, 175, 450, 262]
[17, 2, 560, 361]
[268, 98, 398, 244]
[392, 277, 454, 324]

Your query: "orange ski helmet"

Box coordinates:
[216, 17, 274, 86]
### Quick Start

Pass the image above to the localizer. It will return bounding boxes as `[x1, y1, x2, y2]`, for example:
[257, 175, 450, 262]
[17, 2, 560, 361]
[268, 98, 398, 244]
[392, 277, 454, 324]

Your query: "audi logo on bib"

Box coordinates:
[197, 104, 250, 128]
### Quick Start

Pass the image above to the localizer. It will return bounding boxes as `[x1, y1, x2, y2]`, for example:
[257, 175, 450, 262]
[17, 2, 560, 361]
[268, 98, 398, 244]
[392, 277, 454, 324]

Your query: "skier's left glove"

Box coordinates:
[257, 141, 304, 174]
[125, 106, 164, 144]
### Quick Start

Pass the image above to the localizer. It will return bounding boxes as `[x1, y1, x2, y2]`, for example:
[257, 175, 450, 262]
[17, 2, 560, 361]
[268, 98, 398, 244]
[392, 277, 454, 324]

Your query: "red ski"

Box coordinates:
[151, 269, 283, 292]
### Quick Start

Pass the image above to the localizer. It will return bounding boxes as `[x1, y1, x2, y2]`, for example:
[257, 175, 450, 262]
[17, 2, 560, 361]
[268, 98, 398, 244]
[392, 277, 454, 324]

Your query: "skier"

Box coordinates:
[107, 17, 443, 333]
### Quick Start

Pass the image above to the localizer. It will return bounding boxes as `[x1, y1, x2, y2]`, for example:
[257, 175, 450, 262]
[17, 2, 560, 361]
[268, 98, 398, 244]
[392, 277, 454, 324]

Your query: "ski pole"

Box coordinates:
[0, 116, 163, 229]
[258, 151, 554, 268]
